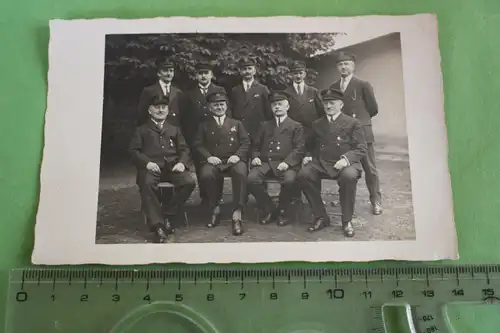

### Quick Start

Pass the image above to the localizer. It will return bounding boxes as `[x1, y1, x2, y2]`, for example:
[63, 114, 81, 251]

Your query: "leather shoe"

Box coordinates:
[164, 218, 175, 234]
[207, 206, 221, 228]
[372, 203, 383, 215]
[276, 209, 289, 227]
[307, 217, 330, 232]
[232, 219, 244, 236]
[343, 221, 355, 237]
[259, 211, 273, 225]
[152, 227, 168, 243]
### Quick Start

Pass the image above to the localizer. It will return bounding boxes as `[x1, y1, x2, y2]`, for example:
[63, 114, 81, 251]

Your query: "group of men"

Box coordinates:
[129, 52, 382, 243]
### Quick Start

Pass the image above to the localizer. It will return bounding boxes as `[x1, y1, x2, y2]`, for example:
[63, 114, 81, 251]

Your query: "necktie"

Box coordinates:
[277, 117, 281, 127]
[341, 78, 347, 92]
[217, 116, 223, 126]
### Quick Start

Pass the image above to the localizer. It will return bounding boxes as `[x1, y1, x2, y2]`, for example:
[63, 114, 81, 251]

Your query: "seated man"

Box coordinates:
[192, 91, 251, 236]
[129, 95, 196, 243]
[248, 90, 305, 226]
[297, 88, 367, 237]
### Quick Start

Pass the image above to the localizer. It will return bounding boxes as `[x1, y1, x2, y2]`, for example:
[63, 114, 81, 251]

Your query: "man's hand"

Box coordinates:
[277, 162, 289, 171]
[334, 158, 349, 170]
[227, 155, 240, 164]
[172, 163, 185, 172]
[302, 156, 313, 165]
[251, 157, 262, 166]
[146, 162, 161, 174]
[207, 156, 222, 166]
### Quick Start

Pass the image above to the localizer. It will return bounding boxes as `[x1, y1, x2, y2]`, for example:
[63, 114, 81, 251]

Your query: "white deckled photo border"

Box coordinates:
[31, 14, 458, 265]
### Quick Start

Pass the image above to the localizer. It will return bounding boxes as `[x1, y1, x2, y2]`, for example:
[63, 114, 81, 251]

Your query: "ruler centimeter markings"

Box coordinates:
[5, 265, 500, 333]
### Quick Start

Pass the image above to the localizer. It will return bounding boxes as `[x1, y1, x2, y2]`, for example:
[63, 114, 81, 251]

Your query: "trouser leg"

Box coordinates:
[297, 165, 328, 219]
[337, 166, 360, 224]
[228, 161, 248, 212]
[361, 142, 381, 205]
[138, 171, 163, 229]
[279, 169, 298, 211]
[248, 166, 274, 213]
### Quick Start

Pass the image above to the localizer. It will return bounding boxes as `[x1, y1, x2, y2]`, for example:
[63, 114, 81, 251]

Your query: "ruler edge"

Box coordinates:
[8, 264, 500, 283]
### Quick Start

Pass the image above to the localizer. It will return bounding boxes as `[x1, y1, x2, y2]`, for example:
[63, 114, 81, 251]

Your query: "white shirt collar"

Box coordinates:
[213, 114, 226, 125]
[243, 78, 254, 90]
[159, 80, 171, 94]
[293, 81, 305, 89]
[275, 115, 287, 125]
[199, 83, 211, 90]
[151, 118, 165, 127]
[341, 74, 353, 84]
[327, 112, 341, 122]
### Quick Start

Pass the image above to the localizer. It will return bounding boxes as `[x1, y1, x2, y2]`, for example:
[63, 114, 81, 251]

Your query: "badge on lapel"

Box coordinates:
[230, 126, 237, 132]
[253, 94, 260, 98]
[309, 98, 314, 103]
[169, 138, 174, 147]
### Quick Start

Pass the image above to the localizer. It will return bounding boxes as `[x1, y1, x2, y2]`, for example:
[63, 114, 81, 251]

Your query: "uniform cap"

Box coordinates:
[289, 60, 307, 72]
[320, 88, 344, 101]
[336, 51, 356, 63]
[156, 59, 175, 70]
[206, 91, 228, 103]
[238, 57, 257, 68]
[269, 90, 290, 103]
[195, 60, 213, 71]
[150, 94, 170, 106]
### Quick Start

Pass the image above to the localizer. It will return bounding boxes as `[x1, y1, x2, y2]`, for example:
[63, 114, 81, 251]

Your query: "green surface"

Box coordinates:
[1, 0, 499, 331]
[5, 267, 500, 332]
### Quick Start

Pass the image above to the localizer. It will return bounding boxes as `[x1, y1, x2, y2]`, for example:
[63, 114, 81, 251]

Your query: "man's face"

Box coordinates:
[336, 60, 355, 77]
[239, 65, 256, 80]
[209, 101, 227, 117]
[271, 99, 289, 117]
[323, 99, 343, 115]
[196, 70, 213, 85]
[291, 70, 306, 84]
[157, 68, 174, 82]
[149, 104, 169, 121]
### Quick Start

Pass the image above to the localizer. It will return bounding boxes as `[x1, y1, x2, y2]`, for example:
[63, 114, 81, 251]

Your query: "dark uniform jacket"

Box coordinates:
[307, 113, 367, 178]
[193, 116, 251, 165]
[252, 117, 305, 175]
[129, 120, 192, 185]
[136, 82, 183, 127]
[284, 84, 324, 129]
[181, 83, 227, 147]
[330, 75, 378, 143]
[229, 80, 272, 141]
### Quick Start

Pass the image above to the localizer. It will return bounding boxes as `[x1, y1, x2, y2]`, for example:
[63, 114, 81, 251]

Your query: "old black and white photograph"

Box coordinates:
[32, 15, 458, 264]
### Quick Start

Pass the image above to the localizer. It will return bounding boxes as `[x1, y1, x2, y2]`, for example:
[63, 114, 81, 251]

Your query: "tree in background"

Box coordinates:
[101, 33, 342, 161]
[104, 33, 341, 96]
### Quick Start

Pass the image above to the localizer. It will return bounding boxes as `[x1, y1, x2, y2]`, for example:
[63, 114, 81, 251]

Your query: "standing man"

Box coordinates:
[285, 60, 324, 152]
[330, 51, 382, 215]
[297, 88, 367, 237]
[136, 59, 183, 127]
[230, 57, 273, 143]
[129, 95, 196, 243]
[193, 91, 251, 236]
[182, 61, 227, 203]
[248, 91, 305, 226]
